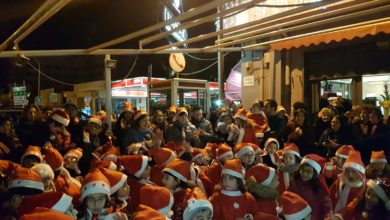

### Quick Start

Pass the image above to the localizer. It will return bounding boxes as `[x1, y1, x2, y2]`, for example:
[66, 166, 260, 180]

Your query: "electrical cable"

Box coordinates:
[185, 53, 218, 61]
[26, 61, 75, 86]
[117, 55, 138, 83]
[179, 52, 231, 76]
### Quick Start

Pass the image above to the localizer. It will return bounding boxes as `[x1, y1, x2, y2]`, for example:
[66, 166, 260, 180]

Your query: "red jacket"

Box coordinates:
[241, 125, 259, 145]
[209, 188, 258, 220]
[322, 162, 343, 182]
[149, 165, 165, 187]
[197, 171, 214, 197]
[289, 178, 333, 220]
[128, 178, 153, 211]
[330, 178, 365, 213]
[203, 162, 222, 187]
[255, 199, 278, 216]
[247, 112, 269, 138]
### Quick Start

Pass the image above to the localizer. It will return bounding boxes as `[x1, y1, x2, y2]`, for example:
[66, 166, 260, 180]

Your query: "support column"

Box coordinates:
[104, 54, 112, 132]
[217, 7, 224, 101]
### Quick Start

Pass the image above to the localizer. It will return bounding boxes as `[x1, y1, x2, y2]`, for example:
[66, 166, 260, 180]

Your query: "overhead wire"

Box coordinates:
[26, 61, 75, 86]
[179, 52, 231, 76]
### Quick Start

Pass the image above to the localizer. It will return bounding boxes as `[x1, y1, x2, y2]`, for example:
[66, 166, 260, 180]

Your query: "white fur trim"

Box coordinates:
[234, 115, 247, 121]
[107, 161, 117, 171]
[235, 146, 254, 158]
[32, 163, 54, 180]
[335, 153, 348, 159]
[216, 151, 233, 160]
[261, 167, 276, 186]
[283, 204, 312, 220]
[52, 114, 70, 126]
[134, 156, 148, 178]
[221, 189, 243, 196]
[80, 180, 110, 201]
[65, 152, 81, 159]
[301, 158, 322, 174]
[221, 168, 244, 179]
[183, 199, 213, 220]
[255, 133, 264, 138]
[333, 214, 344, 220]
[158, 194, 174, 217]
[110, 174, 127, 195]
[367, 179, 390, 207]
[161, 153, 176, 166]
[89, 117, 102, 127]
[51, 193, 73, 212]
[370, 158, 387, 163]
[70, 177, 81, 187]
[163, 168, 188, 182]
[325, 163, 334, 171]
[283, 150, 300, 158]
[9, 179, 44, 191]
[264, 138, 279, 150]
[343, 162, 365, 174]
[177, 109, 188, 116]
[192, 153, 203, 162]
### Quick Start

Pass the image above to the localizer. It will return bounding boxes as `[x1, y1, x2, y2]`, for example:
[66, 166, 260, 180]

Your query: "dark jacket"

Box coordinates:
[191, 117, 215, 147]
[121, 127, 151, 154]
[264, 114, 287, 145]
[287, 120, 315, 156]
[313, 118, 331, 142]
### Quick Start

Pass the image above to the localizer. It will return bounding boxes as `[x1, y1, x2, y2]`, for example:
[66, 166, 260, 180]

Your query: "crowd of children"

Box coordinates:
[0, 98, 389, 219]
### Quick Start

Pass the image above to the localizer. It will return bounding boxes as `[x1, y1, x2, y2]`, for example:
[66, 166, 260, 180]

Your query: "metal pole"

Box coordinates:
[104, 54, 112, 132]
[217, 6, 224, 102]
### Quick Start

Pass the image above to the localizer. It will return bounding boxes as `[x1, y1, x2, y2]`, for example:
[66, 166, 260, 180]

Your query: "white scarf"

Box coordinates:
[237, 128, 245, 144]
[334, 176, 363, 212]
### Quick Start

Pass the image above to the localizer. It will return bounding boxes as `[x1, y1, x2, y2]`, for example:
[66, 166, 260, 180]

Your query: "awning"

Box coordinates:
[271, 20, 390, 51]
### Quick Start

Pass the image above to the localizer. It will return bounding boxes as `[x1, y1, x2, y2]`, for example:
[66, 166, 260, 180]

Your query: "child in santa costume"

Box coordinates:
[330, 150, 366, 213]
[149, 147, 177, 186]
[366, 150, 390, 179]
[48, 110, 72, 154]
[203, 143, 233, 187]
[63, 147, 83, 177]
[261, 138, 280, 169]
[209, 159, 258, 220]
[191, 148, 209, 172]
[31, 163, 55, 192]
[132, 205, 169, 220]
[19, 207, 75, 220]
[77, 168, 113, 220]
[182, 187, 213, 220]
[98, 168, 130, 214]
[227, 108, 258, 145]
[247, 100, 269, 140]
[278, 191, 312, 220]
[277, 143, 301, 193]
[21, 145, 43, 168]
[323, 145, 355, 184]
[289, 154, 332, 220]
[138, 185, 174, 219]
[245, 163, 280, 218]
[328, 177, 390, 220]
[17, 191, 78, 218]
[117, 155, 153, 212]
[235, 143, 256, 170]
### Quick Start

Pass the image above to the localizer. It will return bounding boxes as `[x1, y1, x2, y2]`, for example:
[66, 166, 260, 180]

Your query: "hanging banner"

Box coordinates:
[12, 86, 27, 106]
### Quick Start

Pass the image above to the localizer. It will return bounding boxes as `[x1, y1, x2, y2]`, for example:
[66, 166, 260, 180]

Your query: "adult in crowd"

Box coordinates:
[64, 103, 84, 147]
[263, 99, 287, 145]
[16, 104, 46, 148]
[313, 107, 334, 142]
[0, 115, 22, 162]
[287, 108, 314, 156]
[113, 102, 133, 146]
[191, 106, 215, 148]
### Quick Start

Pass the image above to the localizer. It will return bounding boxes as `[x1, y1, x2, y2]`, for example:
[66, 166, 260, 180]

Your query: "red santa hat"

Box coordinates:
[31, 163, 54, 182]
[98, 168, 127, 195]
[222, 159, 245, 179]
[216, 144, 233, 160]
[54, 175, 81, 205]
[8, 166, 44, 192]
[149, 147, 176, 166]
[247, 143, 263, 155]
[133, 110, 148, 121]
[123, 102, 133, 112]
[168, 106, 177, 113]
[282, 143, 301, 158]
[19, 207, 74, 220]
[367, 178, 390, 210]
[343, 150, 365, 175]
[264, 138, 280, 150]
[51, 110, 70, 126]
[371, 150, 387, 163]
[300, 154, 327, 175]
[163, 159, 196, 183]
[279, 191, 312, 220]
[235, 143, 255, 158]
[89, 116, 102, 127]
[64, 148, 83, 160]
[80, 168, 110, 201]
[91, 160, 118, 171]
[21, 146, 43, 164]
[234, 108, 248, 121]
[192, 148, 204, 162]
[176, 107, 188, 116]
[44, 147, 72, 183]
[245, 164, 276, 186]
[183, 187, 213, 220]
[205, 142, 219, 159]
[133, 204, 168, 220]
[95, 142, 119, 162]
[335, 145, 355, 159]
[118, 155, 149, 178]
[140, 185, 174, 217]
[18, 192, 73, 216]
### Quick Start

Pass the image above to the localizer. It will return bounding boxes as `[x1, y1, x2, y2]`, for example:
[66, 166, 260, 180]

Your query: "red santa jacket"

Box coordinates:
[247, 112, 269, 138]
[197, 171, 214, 197]
[330, 178, 365, 213]
[203, 161, 222, 187]
[255, 199, 278, 216]
[241, 125, 259, 145]
[172, 187, 188, 220]
[289, 178, 333, 220]
[128, 178, 153, 211]
[149, 165, 165, 187]
[209, 188, 258, 220]
[323, 162, 343, 182]
[54, 174, 81, 208]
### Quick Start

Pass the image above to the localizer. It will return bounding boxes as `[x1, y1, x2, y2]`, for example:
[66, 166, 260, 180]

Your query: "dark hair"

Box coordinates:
[293, 108, 307, 126]
[265, 99, 278, 110]
[77, 195, 111, 219]
[41, 106, 53, 113]
[163, 171, 189, 189]
[192, 106, 202, 112]
[293, 101, 307, 111]
[221, 174, 246, 193]
[370, 108, 384, 121]
[333, 115, 347, 128]
[132, 114, 148, 128]
[295, 164, 320, 193]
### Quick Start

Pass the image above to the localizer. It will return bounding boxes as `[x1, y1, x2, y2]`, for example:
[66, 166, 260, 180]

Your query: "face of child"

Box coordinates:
[371, 162, 386, 173]
[22, 156, 40, 168]
[116, 182, 130, 198]
[369, 113, 379, 124]
[177, 114, 188, 124]
[194, 156, 203, 166]
[162, 173, 179, 191]
[365, 187, 380, 208]
[240, 152, 255, 166]
[283, 153, 296, 166]
[295, 112, 305, 125]
[86, 193, 107, 215]
[344, 167, 360, 183]
[335, 156, 346, 168]
[139, 166, 151, 179]
[191, 209, 212, 220]
[266, 143, 278, 154]
[300, 164, 315, 182]
[222, 174, 238, 191]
